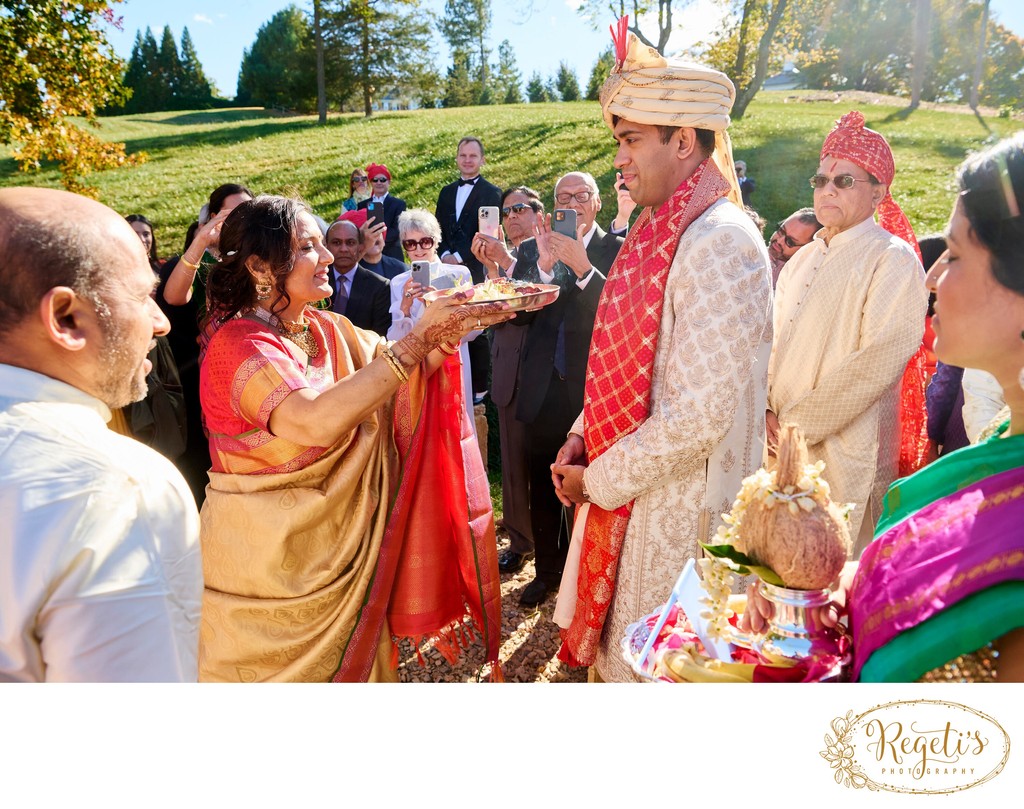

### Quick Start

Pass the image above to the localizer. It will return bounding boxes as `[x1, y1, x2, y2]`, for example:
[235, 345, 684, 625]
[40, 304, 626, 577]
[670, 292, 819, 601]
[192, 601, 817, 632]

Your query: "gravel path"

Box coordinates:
[397, 528, 588, 683]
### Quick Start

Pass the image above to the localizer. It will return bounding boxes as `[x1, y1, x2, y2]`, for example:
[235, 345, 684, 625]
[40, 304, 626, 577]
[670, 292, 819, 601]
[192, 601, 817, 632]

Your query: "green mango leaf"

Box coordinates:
[699, 542, 786, 587]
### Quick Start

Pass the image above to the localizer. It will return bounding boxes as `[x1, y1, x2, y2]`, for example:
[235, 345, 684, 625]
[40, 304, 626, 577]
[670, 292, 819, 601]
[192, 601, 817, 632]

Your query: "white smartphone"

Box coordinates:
[410, 260, 431, 286]
[552, 209, 578, 239]
[478, 206, 500, 239]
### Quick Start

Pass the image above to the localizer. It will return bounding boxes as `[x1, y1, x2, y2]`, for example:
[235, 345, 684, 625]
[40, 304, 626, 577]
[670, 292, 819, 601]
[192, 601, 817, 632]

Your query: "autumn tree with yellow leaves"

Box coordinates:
[0, 0, 142, 196]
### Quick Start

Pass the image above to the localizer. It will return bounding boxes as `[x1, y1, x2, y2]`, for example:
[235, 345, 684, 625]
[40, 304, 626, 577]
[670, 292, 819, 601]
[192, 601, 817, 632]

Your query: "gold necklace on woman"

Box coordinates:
[252, 307, 320, 359]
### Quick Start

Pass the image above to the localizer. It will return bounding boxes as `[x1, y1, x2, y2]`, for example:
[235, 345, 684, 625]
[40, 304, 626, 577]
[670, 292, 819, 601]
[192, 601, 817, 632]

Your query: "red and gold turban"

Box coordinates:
[819, 111, 919, 260]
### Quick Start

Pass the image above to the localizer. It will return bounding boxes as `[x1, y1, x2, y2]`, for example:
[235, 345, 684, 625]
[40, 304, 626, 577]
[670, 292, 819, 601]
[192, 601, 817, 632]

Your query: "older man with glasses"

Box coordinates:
[357, 162, 407, 262]
[768, 207, 820, 285]
[768, 111, 928, 556]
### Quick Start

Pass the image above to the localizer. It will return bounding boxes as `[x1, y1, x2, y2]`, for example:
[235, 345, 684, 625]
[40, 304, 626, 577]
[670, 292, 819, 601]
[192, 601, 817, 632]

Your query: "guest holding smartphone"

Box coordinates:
[358, 162, 406, 262]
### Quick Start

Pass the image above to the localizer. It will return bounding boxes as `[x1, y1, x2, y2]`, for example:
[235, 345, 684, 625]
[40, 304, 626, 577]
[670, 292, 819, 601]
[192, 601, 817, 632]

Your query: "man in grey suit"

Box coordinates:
[472, 186, 544, 575]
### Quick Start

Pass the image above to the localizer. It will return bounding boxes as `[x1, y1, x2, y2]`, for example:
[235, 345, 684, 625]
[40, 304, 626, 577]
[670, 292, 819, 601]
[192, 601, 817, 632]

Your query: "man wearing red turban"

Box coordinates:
[768, 111, 929, 556]
[357, 162, 407, 262]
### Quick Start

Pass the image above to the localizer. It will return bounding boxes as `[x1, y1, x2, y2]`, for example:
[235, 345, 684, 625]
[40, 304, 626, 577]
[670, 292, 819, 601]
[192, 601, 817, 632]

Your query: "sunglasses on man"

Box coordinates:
[502, 203, 535, 217]
[372, 177, 389, 184]
[809, 173, 875, 190]
[402, 237, 435, 251]
[774, 222, 810, 250]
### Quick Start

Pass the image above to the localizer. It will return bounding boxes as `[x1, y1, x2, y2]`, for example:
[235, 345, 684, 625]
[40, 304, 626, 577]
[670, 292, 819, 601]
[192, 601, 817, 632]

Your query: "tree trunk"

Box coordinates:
[314, 0, 327, 124]
[627, 0, 672, 54]
[733, 0, 789, 119]
[910, 0, 931, 110]
[362, 16, 372, 117]
[733, 0, 758, 80]
[969, 0, 991, 112]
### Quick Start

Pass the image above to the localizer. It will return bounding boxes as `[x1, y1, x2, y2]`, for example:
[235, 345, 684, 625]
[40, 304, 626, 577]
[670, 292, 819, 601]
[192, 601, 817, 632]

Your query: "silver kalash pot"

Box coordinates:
[729, 582, 849, 680]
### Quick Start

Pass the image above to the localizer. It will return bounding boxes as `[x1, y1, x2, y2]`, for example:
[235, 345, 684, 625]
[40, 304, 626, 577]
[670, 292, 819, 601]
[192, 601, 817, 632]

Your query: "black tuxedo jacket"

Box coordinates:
[329, 265, 391, 337]
[435, 176, 503, 284]
[358, 195, 407, 262]
[585, 224, 624, 275]
[360, 255, 407, 281]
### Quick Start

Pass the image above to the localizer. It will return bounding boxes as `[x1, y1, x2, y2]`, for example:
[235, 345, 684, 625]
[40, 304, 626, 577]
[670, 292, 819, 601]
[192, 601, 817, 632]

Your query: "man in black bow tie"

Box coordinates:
[435, 136, 503, 402]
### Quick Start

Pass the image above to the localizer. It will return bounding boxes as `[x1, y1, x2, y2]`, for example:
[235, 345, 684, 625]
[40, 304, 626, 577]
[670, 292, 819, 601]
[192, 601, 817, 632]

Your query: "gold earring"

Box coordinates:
[256, 281, 272, 301]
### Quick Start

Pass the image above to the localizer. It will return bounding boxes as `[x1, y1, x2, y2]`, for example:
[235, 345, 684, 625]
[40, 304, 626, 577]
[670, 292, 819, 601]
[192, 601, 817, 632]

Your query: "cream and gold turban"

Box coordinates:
[599, 21, 742, 206]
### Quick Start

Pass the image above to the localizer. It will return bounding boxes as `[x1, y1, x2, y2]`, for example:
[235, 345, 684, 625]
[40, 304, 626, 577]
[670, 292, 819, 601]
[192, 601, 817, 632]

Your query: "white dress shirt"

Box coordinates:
[0, 364, 202, 682]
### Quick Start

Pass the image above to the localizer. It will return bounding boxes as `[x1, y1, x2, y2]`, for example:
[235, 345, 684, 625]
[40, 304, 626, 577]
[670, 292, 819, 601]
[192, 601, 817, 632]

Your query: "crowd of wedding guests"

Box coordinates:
[2, 39, 1022, 681]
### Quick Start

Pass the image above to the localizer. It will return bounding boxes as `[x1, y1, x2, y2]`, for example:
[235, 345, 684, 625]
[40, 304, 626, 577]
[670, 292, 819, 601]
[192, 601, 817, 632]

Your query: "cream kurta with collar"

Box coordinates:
[768, 216, 927, 555]
[566, 198, 773, 683]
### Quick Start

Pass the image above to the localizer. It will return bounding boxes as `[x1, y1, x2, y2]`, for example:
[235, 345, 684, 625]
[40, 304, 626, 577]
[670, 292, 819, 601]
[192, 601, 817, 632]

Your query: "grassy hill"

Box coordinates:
[2, 93, 1020, 253]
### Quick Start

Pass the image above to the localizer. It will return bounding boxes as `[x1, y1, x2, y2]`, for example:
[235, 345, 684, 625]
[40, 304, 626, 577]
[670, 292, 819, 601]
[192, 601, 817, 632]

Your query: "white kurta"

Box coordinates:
[0, 365, 202, 682]
[768, 217, 927, 554]
[569, 199, 774, 683]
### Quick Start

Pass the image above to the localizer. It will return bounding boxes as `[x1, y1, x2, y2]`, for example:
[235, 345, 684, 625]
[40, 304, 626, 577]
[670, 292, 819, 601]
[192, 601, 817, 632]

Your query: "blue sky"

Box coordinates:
[104, 0, 1024, 100]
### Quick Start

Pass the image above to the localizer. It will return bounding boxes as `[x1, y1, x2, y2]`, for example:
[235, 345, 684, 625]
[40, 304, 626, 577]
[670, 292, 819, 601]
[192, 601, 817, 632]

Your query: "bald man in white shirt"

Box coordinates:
[0, 187, 202, 682]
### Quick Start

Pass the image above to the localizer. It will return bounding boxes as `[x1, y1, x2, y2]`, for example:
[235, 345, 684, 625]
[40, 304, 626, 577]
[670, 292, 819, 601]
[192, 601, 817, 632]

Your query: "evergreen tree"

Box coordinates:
[154, 25, 183, 109]
[585, 46, 614, 101]
[493, 39, 523, 104]
[438, 0, 491, 103]
[122, 30, 148, 113]
[555, 61, 580, 101]
[443, 50, 476, 107]
[545, 74, 560, 101]
[526, 72, 547, 102]
[236, 6, 317, 112]
[178, 27, 213, 107]
[323, 0, 438, 117]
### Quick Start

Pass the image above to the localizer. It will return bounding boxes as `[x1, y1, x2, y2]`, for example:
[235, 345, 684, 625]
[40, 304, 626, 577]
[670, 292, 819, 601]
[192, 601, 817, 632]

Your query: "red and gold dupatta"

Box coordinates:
[334, 353, 502, 681]
[558, 159, 731, 667]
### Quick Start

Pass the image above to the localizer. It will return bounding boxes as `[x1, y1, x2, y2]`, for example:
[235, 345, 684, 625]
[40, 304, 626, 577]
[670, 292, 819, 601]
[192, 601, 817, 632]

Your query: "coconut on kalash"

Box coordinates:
[628, 425, 854, 682]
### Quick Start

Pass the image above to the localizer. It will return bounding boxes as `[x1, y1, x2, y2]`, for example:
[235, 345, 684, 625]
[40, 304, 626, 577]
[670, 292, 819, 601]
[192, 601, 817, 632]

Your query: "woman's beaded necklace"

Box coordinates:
[251, 306, 320, 359]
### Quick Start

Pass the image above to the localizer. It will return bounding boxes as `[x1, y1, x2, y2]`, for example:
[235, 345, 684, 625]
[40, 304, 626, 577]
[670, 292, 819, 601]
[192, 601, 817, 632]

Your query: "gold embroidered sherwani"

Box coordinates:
[570, 199, 773, 682]
[769, 217, 927, 555]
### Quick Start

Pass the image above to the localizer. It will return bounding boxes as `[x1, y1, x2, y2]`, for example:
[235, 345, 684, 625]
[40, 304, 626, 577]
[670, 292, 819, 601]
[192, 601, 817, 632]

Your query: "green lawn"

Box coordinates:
[2, 93, 1020, 252]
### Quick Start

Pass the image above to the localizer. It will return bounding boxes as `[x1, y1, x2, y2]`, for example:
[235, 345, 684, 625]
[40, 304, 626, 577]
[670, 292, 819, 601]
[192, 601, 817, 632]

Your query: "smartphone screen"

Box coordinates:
[478, 206, 500, 239]
[552, 209, 578, 239]
[410, 261, 431, 286]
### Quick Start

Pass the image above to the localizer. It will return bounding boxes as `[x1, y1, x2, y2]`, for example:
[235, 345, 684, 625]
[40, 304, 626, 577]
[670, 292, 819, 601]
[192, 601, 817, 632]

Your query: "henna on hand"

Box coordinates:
[394, 332, 431, 368]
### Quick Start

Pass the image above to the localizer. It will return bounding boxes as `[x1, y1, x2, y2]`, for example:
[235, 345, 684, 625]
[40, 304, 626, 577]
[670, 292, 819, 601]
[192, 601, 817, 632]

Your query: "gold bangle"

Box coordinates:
[380, 345, 409, 383]
[438, 341, 459, 356]
[381, 351, 407, 383]
[179, 255, 200, 271]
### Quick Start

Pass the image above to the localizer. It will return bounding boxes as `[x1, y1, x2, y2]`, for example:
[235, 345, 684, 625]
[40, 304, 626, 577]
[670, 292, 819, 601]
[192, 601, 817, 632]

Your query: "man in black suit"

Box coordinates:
[326, 216, 391, 337]
[471, 186, 545, 577]
[512, 172, 623, 605]
[357, 163, 407, 262]
[436, 137, 503, 402]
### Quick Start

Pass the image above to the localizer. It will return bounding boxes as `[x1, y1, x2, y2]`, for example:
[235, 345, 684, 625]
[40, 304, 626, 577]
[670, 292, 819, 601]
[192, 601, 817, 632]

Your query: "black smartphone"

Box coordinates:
[552, 209, 578, 239]
[366, 200, 380, 222]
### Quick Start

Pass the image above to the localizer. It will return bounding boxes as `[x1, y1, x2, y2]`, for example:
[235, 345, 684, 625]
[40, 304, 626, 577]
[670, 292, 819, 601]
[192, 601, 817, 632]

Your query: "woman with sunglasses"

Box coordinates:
[389, 209, 481, 423]
[341, 168, 371, 213]
[357, 162, 407, 262]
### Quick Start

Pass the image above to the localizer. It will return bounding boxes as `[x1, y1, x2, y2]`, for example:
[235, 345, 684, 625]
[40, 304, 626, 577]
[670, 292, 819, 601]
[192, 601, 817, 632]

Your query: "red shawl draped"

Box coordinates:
[333, 354, 502, 681]
[558, 159, 731, 667]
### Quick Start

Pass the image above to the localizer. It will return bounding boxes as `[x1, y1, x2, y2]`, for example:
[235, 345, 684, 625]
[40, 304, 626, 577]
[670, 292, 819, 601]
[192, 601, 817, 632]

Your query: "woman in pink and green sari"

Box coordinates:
[850, 133, 1024, 682]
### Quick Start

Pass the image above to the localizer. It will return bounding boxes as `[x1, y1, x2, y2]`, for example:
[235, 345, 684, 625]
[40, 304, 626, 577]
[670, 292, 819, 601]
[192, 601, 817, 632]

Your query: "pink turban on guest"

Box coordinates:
[365, 163, 391, 182]
[820, 110, 920, 261]
[337, 208, 367, 228]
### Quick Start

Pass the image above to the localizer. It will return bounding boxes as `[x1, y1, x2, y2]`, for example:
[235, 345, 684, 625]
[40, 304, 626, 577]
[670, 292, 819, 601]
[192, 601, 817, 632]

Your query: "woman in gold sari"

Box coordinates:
[197, 196, 509, 682]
